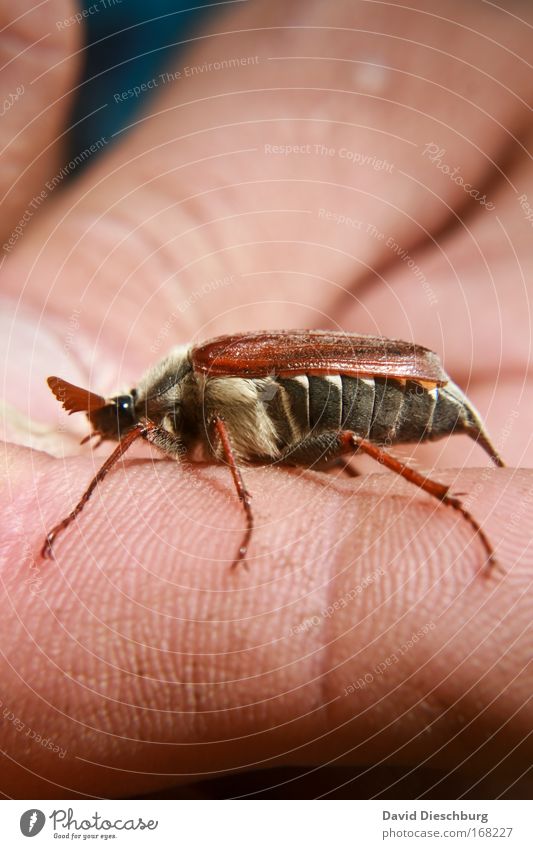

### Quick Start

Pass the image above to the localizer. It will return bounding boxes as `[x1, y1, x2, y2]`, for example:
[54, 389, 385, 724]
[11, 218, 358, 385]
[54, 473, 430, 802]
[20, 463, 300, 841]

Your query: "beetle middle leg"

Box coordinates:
[211, 415, 253, 569]
[146, 421, 252, 568]
[151, 414, 253, 568]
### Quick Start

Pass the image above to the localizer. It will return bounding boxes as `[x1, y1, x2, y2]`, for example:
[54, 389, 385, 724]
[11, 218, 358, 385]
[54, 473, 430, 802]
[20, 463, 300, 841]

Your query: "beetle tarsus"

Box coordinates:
[41, 534, 55, 560]
[232, 544, 250, 571]
[444, 495, 501, 575]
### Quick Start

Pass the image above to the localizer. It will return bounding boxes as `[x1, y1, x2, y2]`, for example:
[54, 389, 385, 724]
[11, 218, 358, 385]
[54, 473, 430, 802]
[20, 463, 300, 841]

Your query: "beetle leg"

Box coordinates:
[41, 423, 149, 559]
[212, 415, 253, 569]
[277, 432, 350, 469]
[42, 421, 190, 560]
[142, 423, 187, 459]
[343, 433, 499, 571]
[80, 432, 103, 447]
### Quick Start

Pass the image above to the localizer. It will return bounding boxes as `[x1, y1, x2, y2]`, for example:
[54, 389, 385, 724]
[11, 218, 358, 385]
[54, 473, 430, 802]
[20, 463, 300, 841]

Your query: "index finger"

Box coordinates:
[1, 443, 530, 798]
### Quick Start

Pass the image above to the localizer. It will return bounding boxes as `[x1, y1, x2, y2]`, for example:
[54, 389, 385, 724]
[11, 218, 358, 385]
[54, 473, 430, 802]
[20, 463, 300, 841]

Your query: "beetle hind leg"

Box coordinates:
[278, 429, 499, 572]
[345, 433, 500, 572]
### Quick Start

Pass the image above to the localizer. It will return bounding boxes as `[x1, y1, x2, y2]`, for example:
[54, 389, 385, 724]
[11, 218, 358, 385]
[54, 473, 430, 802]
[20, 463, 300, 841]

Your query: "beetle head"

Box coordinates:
[47, 376, 138, 442]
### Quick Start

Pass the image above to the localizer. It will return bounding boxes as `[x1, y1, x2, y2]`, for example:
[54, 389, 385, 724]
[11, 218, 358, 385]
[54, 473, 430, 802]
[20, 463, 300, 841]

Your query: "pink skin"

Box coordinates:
[1, 0, 532, 798]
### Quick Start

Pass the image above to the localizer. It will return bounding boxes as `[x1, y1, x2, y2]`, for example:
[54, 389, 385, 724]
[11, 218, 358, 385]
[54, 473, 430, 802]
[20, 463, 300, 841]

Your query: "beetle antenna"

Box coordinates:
[47, 376, 107, 415]
[41, 424, 146, 559]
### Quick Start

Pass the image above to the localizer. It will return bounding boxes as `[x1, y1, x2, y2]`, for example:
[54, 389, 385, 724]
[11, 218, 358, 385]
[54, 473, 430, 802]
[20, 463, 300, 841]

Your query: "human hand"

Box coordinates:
[1, 0, 532, 798]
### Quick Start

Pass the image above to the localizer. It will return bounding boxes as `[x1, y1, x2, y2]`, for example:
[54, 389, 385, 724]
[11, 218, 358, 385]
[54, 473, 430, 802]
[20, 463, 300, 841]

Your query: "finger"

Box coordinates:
[0, 0, 80, 243]
[1, 443, 530, 798]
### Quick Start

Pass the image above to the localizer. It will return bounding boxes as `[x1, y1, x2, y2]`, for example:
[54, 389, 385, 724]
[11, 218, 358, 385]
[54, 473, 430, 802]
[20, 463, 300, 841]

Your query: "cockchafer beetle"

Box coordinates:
[42, 330, 504, 567]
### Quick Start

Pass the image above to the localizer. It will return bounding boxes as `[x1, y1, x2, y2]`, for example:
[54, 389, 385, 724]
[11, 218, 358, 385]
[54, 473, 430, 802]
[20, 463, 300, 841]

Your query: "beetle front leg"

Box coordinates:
[42, 423, 150, 559]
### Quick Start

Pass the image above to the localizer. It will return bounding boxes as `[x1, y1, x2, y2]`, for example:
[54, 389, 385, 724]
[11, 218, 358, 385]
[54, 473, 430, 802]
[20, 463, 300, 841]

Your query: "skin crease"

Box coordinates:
[1, 0, 532, 799]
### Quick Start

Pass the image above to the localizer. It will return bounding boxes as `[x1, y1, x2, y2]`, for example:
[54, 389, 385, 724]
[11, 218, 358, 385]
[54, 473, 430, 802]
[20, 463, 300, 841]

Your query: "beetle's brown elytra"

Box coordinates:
[42, 330, 505, 567]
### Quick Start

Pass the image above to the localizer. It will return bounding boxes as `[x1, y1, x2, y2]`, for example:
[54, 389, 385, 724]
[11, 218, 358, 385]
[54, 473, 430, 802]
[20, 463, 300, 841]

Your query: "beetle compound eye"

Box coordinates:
[113, 395, 138, 430]
[117, 396, 133, 413]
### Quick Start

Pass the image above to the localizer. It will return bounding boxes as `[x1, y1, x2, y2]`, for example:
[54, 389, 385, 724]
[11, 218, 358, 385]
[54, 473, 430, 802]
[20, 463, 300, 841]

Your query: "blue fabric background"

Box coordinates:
[70, 0, 219, 157]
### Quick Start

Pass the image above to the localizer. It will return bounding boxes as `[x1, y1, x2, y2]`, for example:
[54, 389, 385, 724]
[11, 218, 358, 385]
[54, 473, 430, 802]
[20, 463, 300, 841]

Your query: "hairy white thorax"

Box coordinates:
[197, 374, 280, 461]
[135, 347, 280, 461]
